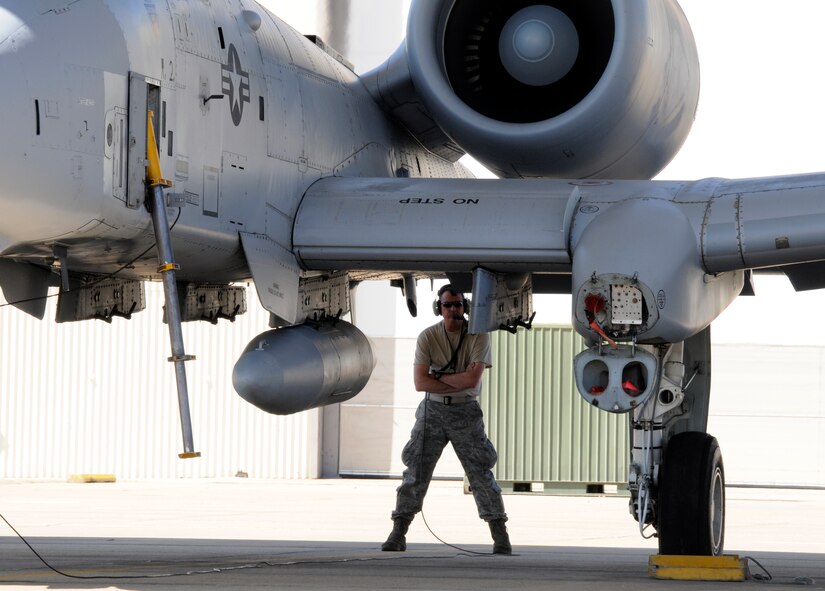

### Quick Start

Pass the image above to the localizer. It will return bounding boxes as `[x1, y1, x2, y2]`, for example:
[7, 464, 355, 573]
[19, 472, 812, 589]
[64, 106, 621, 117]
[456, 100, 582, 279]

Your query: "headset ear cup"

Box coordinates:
[432, 300, 441, 316]
[464, 297, 471, 313]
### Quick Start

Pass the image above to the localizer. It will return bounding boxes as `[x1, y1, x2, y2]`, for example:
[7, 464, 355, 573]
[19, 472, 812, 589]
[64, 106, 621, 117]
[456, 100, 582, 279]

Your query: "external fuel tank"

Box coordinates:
[232, 319, 375, 415]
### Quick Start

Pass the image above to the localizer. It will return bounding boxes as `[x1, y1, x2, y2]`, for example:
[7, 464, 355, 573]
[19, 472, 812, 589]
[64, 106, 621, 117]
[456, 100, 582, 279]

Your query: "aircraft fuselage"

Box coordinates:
[0, 1, 458, 283]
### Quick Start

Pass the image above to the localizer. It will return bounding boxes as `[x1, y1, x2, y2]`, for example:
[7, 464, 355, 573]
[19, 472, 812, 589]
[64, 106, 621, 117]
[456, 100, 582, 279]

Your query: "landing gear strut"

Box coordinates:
[576, 326, 726, 556]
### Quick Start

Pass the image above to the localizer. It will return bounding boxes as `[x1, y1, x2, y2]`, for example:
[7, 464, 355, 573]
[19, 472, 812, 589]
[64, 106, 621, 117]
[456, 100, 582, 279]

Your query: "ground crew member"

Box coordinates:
[381, 285, 511, 554]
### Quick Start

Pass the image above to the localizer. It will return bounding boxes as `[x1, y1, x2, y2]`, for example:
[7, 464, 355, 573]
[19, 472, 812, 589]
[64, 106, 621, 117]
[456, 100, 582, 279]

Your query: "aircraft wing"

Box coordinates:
[293, 173, 825, 341]
[769, 261, 825, 291]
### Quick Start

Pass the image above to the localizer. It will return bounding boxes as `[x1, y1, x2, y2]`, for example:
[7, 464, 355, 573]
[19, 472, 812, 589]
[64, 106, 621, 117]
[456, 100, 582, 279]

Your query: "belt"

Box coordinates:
[425, 393, 477, 405]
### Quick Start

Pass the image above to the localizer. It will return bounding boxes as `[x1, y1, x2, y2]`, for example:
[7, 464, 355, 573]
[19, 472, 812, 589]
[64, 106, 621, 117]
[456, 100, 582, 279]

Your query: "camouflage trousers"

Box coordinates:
[391, 398, 507, 522]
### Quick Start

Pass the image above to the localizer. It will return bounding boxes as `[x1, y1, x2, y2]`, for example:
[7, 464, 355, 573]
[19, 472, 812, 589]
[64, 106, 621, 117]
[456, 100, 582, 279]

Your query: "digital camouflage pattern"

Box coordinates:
[391, 399, 507, 522]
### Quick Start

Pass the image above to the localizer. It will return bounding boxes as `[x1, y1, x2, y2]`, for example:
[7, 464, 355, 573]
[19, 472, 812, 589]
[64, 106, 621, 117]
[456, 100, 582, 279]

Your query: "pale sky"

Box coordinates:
[253, 1, 825, 344]
[662, 0, 825, 181]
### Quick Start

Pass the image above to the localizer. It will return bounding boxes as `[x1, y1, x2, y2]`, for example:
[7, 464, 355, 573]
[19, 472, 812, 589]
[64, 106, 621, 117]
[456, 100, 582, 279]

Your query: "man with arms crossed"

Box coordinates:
[381, 285, 511, 554]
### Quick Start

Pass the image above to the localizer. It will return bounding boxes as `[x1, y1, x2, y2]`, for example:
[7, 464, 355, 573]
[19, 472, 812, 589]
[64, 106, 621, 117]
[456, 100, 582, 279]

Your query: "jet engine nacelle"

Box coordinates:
[232, 320, 375, 415]
[384, 0, 699, 179]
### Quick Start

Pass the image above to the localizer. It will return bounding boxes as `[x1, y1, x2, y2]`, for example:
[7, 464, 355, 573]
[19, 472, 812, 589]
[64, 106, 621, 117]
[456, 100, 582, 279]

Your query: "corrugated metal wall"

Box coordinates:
[481, 326, 629, 485]
[710, 344, 825, 487]
[8, 281, 821, 487]
[0, 284, 320, 479]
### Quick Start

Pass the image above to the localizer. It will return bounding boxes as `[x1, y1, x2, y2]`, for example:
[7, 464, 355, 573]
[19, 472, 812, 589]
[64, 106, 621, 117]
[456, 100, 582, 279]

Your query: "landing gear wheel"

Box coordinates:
[657, 431, 725, 555]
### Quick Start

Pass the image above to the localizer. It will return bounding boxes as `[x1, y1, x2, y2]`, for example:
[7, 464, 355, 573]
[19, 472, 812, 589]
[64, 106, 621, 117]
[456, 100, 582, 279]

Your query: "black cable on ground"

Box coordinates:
[744, 555, 817, 586]
[1, 506, 495, 582]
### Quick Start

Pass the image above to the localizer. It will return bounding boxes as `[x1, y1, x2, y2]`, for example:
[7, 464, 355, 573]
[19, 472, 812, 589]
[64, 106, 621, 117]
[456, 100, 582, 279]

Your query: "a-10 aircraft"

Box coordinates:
[2, 0, 823, 557]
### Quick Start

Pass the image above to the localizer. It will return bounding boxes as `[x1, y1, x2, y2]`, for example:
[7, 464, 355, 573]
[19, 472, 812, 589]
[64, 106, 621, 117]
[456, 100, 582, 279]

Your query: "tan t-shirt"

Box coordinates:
[414, 321, 492, 397]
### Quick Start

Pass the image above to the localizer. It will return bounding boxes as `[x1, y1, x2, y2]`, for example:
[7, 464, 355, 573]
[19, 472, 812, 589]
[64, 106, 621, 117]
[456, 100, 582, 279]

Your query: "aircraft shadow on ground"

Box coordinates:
[0, 537, 823, 590]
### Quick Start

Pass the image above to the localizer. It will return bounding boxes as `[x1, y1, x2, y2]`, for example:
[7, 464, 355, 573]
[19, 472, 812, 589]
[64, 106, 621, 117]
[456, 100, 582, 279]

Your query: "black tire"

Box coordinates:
[657, 432, 725, 555]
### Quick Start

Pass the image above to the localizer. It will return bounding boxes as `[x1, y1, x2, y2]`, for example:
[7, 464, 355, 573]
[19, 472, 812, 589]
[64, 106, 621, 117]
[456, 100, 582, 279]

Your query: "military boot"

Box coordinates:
[381, 517, 412, 551]
[489, 518, 512, 555]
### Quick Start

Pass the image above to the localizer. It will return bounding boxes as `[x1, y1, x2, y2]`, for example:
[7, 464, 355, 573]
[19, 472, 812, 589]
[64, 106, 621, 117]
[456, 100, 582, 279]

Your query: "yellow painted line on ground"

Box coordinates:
[66, 474, 117, 483]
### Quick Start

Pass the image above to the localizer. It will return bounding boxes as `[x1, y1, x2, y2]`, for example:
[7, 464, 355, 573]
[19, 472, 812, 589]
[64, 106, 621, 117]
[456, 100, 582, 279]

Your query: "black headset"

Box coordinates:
[432, 285, 471, 316]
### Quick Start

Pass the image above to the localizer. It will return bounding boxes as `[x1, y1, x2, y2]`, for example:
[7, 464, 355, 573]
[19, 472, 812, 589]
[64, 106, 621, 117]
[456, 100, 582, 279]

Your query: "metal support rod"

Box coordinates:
[146, 110, 199, 459]
[147, 185, 199, 458]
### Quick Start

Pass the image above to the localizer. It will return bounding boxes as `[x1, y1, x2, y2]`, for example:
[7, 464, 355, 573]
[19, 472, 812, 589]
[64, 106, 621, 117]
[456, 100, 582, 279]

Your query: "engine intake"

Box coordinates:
[394, 0, 699, 179]
[444, 0, 613, 124]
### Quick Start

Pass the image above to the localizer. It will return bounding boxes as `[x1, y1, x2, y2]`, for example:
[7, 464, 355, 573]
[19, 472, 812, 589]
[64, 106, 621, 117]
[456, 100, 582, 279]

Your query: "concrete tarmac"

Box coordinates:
[0, 478, 822, 590]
